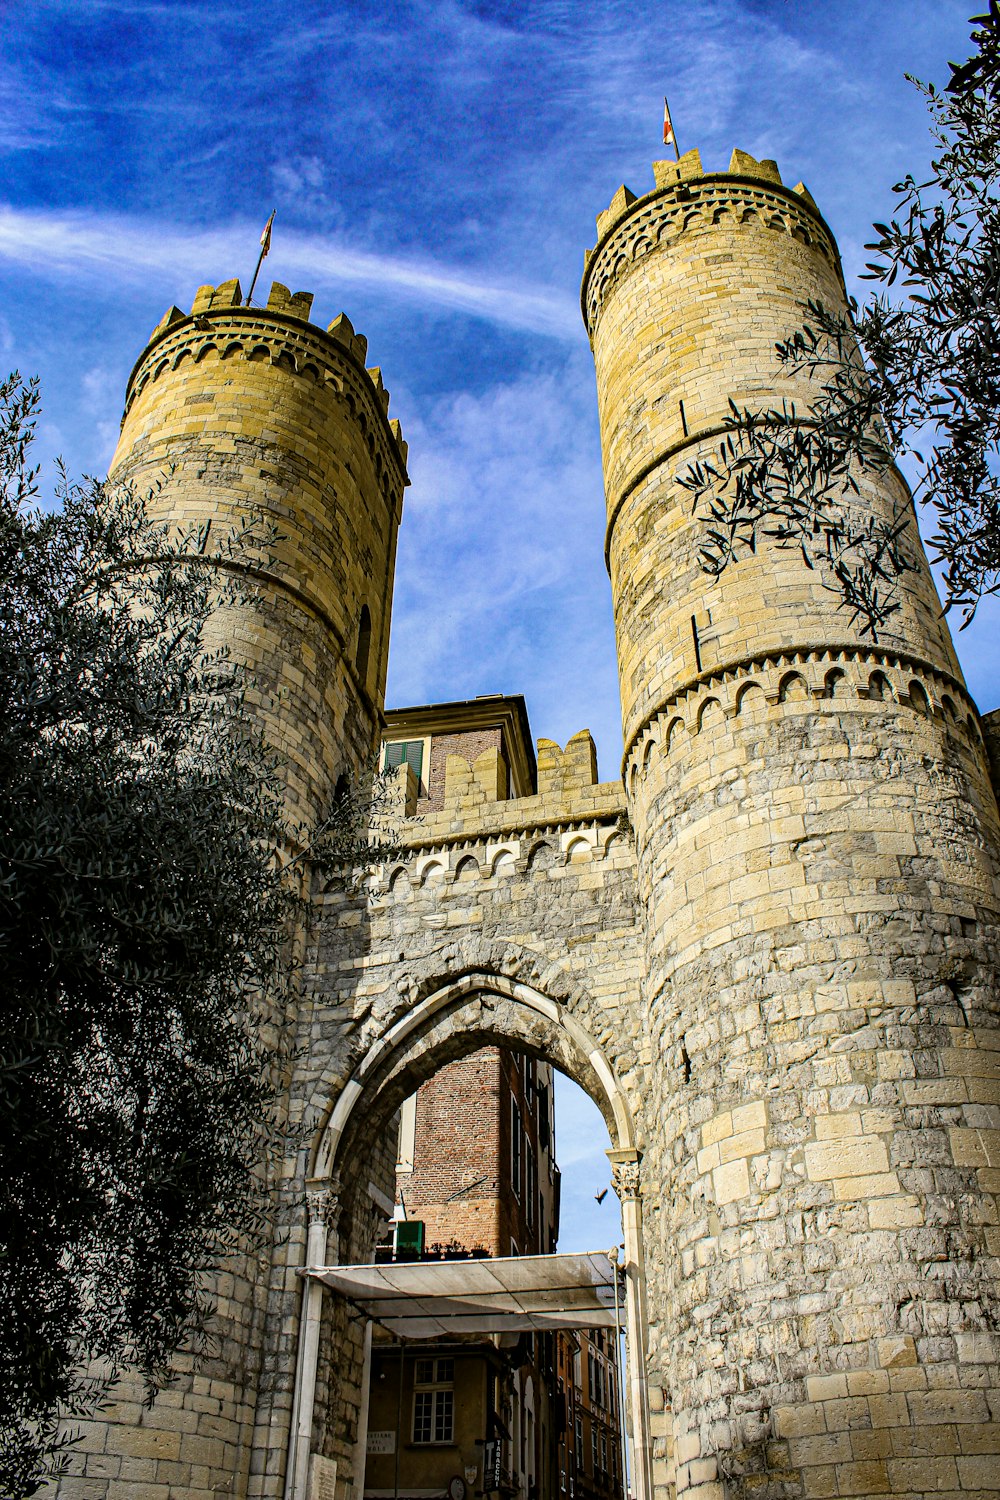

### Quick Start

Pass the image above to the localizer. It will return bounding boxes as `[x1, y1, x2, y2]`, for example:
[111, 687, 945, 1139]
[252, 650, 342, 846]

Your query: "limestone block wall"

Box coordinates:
[57, 283, 408, 1500]
[109, 277, 408, 829]
[585, 152, 1000, 1499]
[630, 653, 1000, 1500]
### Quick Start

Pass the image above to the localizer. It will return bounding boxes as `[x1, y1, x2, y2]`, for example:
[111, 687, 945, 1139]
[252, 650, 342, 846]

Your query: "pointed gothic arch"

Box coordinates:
[285, 970, 652, 1500]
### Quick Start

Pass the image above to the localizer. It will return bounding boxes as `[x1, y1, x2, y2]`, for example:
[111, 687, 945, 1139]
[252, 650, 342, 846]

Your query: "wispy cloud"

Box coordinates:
[386, 358, 623, 767]
[0, 205, 579, 339]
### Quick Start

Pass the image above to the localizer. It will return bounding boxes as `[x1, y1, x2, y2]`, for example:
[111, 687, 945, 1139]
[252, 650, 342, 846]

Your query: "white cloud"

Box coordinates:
[385, 356, 624, 768]
[271, 154, 327, 200]
[0, 204, 579, 339]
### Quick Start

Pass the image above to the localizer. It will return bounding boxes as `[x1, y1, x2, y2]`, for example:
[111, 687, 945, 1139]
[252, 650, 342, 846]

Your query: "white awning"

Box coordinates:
[308, 1251, 623, 1338]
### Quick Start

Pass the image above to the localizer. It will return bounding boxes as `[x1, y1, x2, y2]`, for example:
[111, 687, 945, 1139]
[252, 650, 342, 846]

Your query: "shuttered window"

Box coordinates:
[383, 739, 424, 780]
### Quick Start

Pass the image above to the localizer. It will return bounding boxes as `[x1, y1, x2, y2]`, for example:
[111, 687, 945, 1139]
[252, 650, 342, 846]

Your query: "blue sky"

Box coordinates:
[1, 0, 995, 1252]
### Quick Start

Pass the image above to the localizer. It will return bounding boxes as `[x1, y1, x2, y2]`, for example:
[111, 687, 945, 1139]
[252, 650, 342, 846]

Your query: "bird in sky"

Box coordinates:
[594, 1188, 608, 1204]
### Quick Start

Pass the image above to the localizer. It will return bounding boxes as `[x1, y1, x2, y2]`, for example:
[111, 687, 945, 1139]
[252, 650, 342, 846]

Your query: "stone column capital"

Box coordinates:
[305, 1179, 342, 1232]
[607, 1148, 642, 1200]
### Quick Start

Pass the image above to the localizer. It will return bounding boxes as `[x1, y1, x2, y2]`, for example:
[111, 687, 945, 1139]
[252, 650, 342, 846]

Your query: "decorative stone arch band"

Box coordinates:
[314, 971, 636, 1174]
[621, 642, 983, 785]
[286, 972, 652, 1500]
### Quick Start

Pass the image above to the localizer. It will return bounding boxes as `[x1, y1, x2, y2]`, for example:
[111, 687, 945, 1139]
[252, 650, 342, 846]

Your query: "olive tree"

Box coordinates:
[0, 373, 392, 1496]
[679, 4, 1000, 634]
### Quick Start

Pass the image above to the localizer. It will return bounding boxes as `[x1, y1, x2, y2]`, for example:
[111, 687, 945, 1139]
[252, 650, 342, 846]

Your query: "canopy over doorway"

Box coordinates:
[308, 1250, 624, 1339]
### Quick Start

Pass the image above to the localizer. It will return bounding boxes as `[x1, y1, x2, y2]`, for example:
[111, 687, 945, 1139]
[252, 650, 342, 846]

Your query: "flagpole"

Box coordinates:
[245, 210, 276, 306]
[664, 96, 681, 162]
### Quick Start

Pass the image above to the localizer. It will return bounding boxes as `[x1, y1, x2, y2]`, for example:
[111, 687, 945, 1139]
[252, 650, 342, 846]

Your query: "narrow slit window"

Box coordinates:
[356, 604, 372, 681]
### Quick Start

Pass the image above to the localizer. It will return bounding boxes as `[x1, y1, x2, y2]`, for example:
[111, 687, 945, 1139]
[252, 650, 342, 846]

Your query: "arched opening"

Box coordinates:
[356, 604, 372, 685]
[284, 975, 651, 1500]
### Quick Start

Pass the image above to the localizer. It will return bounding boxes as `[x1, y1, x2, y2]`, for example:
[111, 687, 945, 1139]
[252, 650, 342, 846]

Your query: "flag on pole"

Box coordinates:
[662, 96, 675, 149]
[245, 211, 277, 306]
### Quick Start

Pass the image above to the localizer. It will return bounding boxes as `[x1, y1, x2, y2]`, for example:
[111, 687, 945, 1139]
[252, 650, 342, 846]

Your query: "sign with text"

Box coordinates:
[367, 1430, 396, 1455]
[483, 1441, 502, 1491]
[309, 1454, 337, 1500]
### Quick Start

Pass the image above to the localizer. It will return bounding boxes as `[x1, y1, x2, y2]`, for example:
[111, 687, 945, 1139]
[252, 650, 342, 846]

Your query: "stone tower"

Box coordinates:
[583, 149, 1000, 1497]
[73, 278, 408, 1498]
[111, 276, 408, 831]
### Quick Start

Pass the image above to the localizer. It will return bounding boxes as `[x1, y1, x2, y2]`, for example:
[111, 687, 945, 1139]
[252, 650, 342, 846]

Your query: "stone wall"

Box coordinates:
[585, 149, 1000, 1500]
[57, 281, 407, 1500]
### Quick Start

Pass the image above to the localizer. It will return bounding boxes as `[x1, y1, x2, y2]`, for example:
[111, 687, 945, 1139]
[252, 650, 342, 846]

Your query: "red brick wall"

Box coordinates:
[422, 727, 505, 810]
[403, 1049, 503, 1253]
[398, 1047, 556, 1260]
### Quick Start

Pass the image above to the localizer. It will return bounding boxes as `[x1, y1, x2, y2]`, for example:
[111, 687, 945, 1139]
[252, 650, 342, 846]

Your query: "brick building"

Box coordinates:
[394, 1047, 559, 1261]
[363, 1044, 562, 1500]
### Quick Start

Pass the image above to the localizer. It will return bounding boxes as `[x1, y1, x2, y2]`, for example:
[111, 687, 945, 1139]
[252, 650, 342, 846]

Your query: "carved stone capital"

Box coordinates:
[608, 1149, 642, 1200]
[306, 1182, 342, 1230]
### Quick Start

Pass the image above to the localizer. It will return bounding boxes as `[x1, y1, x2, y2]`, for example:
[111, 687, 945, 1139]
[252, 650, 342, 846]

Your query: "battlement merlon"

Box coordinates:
[386, 728, 627, 844]
[581, 147, 841, 313]
[125, 279, 408, 479]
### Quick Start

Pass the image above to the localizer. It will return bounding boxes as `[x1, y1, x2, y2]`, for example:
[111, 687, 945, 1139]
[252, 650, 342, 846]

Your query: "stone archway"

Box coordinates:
[284, 971, 652, 1500]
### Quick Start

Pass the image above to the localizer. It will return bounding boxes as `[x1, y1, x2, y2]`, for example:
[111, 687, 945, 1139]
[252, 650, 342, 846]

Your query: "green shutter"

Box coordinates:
[395, 1219, 424, 1255]
[384, 740, 424, 780]
[403, 741, 423, 778]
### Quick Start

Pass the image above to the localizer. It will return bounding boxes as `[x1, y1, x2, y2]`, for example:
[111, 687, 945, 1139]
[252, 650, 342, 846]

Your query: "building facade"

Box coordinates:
[58, 148, 1000, 1500]
[556, 1328, 625, 1500]
[363, 1041, 563, 1500]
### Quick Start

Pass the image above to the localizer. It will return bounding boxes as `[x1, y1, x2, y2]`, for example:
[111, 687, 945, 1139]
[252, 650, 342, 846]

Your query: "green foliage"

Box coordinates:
[0, 374, 396, 1496]
[680, 4, 1000, 633]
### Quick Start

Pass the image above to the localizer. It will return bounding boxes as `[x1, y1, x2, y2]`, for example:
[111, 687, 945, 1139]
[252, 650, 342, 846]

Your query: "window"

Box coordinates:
[412, 1358, 454, 1444]
[511, 1100, 522, 1196]
[574, 1415, 583, 1470]
[526, 1150, 536, 1227]
[588, 1352, 605, 1409]
[600, 1433, 608, 1475]
[384, 738, 424, 777]
[396, 1094, 417, 1173]
[355, 604, 372, 681]
[537, 1083, 550, 1150]
[591, 1425, 599, 1473]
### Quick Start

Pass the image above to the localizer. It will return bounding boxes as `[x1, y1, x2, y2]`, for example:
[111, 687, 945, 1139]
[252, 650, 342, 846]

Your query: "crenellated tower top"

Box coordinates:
[120, 277, 408, 485]
[582, 147, 842, 343]
[110, 276, 410, 826]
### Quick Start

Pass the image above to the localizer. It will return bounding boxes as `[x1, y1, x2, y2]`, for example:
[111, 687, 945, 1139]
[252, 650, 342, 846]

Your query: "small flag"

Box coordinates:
[662, 96, 675, 148]
[259, 210, 275, 257]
